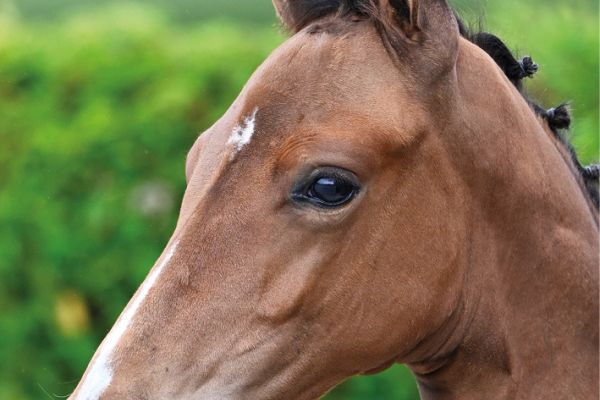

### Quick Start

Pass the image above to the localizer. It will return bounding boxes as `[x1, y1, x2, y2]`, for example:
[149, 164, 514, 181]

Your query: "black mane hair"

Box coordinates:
[277, 0, 599, 209]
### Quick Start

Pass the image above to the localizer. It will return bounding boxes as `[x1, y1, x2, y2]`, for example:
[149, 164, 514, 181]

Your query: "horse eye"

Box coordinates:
[309, 177, 355, 205]
[292, 168, 360, 208]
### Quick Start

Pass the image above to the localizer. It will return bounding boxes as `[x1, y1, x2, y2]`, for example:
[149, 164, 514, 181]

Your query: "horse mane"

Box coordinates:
[278, 0, 600, 209]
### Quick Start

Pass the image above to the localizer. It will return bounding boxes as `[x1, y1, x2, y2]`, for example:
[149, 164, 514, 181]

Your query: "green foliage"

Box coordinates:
[8, 0, 277, 25]
[0, 1, 596, 399]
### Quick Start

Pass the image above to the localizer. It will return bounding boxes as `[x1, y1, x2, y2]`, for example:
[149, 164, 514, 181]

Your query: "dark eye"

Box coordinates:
[292, 168, 360, 208]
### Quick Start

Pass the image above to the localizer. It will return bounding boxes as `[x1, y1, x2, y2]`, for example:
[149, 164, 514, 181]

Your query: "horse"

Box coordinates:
[70, 0, 599, 399]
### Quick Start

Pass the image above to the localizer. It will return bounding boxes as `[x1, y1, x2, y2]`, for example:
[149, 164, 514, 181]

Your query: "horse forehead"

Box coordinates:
[189, 23, 413, 177]
[230, 27, 406, 149]
[248, 24, 395, 103]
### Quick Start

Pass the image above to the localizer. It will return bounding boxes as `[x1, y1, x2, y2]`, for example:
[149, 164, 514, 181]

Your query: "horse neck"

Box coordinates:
[451, 181, 599, 400]
[411, 56, 599, 399]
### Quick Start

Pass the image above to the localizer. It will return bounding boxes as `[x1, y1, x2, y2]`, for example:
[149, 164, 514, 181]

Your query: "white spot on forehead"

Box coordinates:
[72, 241, 179, 400]
[227, 107, 258, 156]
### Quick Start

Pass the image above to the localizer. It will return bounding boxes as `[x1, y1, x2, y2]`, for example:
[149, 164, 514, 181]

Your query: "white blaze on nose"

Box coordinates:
[227, 107, 258, 154]
[72, 241, 179, 400]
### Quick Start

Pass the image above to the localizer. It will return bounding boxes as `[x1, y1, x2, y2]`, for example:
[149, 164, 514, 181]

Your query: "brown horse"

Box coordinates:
[70, 0, 599, 399]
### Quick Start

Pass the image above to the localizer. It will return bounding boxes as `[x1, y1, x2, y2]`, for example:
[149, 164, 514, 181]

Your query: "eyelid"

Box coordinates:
[292, 167, 357, 192]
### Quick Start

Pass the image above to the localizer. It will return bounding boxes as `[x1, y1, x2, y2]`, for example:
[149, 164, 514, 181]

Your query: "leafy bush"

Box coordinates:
[0, 2, 596, 399]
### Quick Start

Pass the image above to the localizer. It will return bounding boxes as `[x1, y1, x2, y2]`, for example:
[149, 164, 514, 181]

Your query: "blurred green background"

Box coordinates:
[0, 0, 597, 399]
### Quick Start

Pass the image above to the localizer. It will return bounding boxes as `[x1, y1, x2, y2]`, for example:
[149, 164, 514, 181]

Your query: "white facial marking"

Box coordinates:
[227, 107, 258, 155]
[72, 241, 179, 400]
